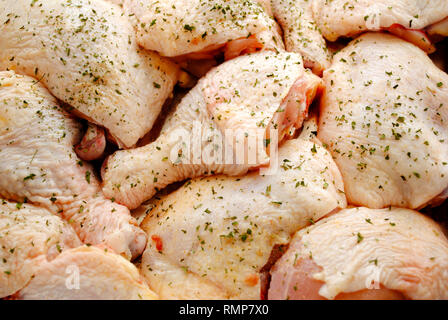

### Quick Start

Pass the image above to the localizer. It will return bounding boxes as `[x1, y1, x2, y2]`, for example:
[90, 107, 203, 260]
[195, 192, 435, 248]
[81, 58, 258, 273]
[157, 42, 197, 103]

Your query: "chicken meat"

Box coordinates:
[74, 123, 107, 162]
[0, 199, 155, 300]
[139, 134, 347, 299]
[122, 0, 284, 61]
[312, 0, 448, 53]
[0, 0, 179, 148]
[271, 0, 331, 75]
[0, 199, 81, 298]
[318, 33, 448, 209]
[0, 71, 146, 260]
[14, 246, 157, 300]
[269, 207, 448, 300]
[102, 51, 323, 209]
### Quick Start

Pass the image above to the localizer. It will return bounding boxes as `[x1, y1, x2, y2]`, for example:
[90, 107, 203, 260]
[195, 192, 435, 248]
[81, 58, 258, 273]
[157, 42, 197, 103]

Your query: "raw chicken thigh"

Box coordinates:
[318, 33, 448, 209]
[102, 51, 323, 209]
[139, 136, 347, 299]
[0, 199, 155, 300]
[269, 207, 448, 300]
[0, 71, 146, 259]
[0, 0, 179, 148]
[15, 246, 157, 300]
[0, 200, 81, 298]
[312, 0, 448, 52]
[122, 0, 283, 60]
[271, 0, 331, 74]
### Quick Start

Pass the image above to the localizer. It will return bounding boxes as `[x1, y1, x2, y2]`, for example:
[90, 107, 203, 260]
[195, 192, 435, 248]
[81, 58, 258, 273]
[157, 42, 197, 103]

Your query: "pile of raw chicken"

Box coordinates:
[1, 0, 448, 300]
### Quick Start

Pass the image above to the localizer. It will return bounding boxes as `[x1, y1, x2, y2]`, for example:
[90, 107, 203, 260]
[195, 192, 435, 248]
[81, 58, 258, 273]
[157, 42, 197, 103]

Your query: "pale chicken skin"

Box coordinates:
[318, 33, 448, 209]
[122, 0, 284, 60]
[15, 246, 157, 300]
[0, 200, 81, 298]
[0, 0, 179, 148]
[102, 51, 323, 209]
[139, 136, 347, 300]
[0, 71, 146, 260]
[269, 207, 448, 300]
[312, 0, 448, 52]
[271, 0, 331, 75]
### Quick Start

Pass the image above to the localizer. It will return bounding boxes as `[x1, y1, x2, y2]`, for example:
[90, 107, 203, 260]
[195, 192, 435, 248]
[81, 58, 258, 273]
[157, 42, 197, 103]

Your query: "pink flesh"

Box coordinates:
[181, 59, 218, 78]
[269, 257, 327, 300]
[268, 249, 406, 300]
[304, 60, 323, 77]
[177, 51, 221, 61]
[267, 76, 320, 145]
[385, 24, 436, 53]
[174, 43, 226, 62]
[224, 35, 264, 61]
[75, 123, 106, 161]
[175, 36, 264, 62]
[336, 288, 406, 300]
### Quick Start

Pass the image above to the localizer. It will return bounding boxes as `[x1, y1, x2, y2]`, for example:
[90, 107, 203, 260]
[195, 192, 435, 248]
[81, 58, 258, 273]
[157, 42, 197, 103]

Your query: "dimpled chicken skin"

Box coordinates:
[123, 0, 283, 59]
[318, 33, 448, 209]
[0, 200, 81, 298]
[139, 135, 346, 300]
[312, 0, 448, 41]
[0, 0, 179, 148]
[0, 71, 146, 260]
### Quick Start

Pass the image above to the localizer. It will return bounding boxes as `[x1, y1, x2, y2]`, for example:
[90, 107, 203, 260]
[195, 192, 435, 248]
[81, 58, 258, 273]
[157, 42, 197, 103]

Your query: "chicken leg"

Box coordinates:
[102, 51, 323, 209]
[0, 71, 146, 260]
